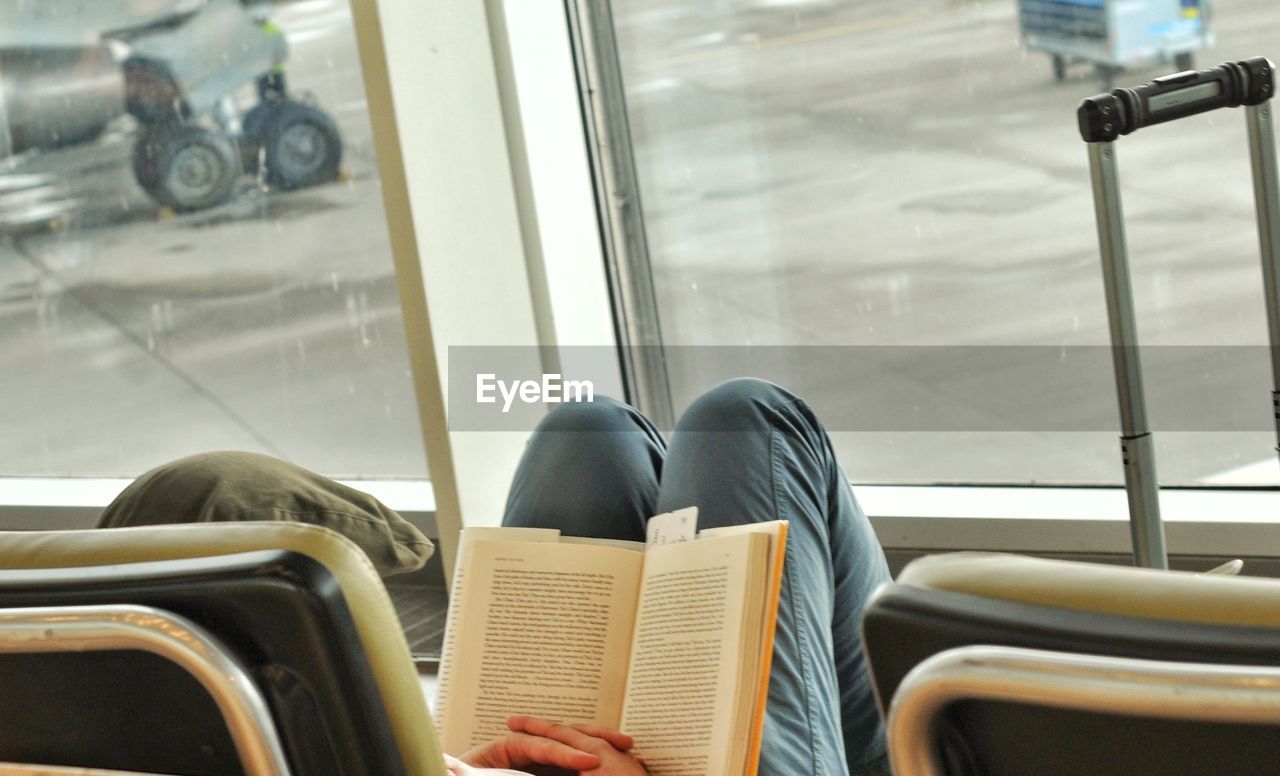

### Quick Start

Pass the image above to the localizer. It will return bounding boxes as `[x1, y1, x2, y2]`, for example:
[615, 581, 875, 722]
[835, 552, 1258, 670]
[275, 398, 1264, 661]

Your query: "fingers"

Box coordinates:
[567, 722, 635, 752]
[503, 731, 601, 771]
[507, 715, 636, 754]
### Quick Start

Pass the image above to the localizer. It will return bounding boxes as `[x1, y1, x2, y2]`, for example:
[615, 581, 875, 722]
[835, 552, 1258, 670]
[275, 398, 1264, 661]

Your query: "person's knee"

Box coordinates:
[678, 378, 797, 432]
[536, 394, 643, 433]
[506, 396, 660, 540]
[520, 394, 662, 485]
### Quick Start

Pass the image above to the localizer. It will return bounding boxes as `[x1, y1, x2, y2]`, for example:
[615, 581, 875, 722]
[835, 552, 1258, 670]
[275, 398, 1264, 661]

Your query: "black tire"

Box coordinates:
[132, 122, 174, 193]
[238, 101, 275, 173]
[132, 124, 240, 211]
[1052, 54, 1067, 82]
[260, 100, 342, 190]
[1175, 52, 1195, 72]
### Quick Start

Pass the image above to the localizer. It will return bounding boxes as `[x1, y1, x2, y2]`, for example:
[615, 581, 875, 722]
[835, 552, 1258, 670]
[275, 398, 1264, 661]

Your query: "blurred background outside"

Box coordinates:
[3, 0, 1279, 487]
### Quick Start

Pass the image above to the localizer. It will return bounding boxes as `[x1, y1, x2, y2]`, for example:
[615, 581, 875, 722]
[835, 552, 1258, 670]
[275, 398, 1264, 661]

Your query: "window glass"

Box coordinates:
[1, 0, 424, 478]
[612, 0, 1280, 485]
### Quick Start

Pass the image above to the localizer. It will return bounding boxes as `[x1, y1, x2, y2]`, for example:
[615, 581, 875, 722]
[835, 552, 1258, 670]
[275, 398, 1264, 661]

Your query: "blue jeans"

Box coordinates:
[503, 378, 892, 775]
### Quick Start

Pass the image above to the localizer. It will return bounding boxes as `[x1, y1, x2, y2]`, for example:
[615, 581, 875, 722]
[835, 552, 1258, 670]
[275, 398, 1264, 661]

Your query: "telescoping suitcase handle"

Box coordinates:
[1079, 58, 1274, 142]
[1077, 57, 1280, 570]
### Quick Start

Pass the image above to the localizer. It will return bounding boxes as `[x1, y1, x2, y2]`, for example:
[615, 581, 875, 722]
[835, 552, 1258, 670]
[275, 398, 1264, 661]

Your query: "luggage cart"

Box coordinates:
[1077, 57, 1280, 569]
[1019, 0, 1213, 88]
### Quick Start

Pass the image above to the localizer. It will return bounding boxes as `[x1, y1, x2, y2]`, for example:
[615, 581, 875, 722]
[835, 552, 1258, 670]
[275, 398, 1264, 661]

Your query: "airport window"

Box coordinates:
[604, 0, 1280, 487]
[1, 0, 425, 479]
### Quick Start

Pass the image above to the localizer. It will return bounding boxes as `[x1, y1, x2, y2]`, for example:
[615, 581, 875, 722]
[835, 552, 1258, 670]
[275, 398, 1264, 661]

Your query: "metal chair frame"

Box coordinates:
[0, 604, 291, 776]
[888, 644, 1280, 776]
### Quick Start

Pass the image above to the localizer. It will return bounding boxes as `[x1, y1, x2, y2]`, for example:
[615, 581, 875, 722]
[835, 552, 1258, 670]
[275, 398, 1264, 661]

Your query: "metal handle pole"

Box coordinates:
[1088, 141, 1168, 569]
[1245, 101, 1280, 458]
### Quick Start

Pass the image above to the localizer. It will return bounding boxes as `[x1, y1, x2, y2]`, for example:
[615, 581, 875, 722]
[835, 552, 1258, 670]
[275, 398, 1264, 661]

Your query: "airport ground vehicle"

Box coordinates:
[1017, 0, 1212, 87]
[0, 0, 342, 212]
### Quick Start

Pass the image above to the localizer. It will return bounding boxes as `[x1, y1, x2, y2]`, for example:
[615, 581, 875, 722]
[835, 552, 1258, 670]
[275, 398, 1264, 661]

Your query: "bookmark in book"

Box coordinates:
[646, 506, 698, 547]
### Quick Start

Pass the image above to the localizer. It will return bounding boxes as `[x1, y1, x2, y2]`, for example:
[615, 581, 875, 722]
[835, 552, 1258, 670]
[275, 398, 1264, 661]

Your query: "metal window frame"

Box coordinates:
[563, 0, 675, 430]
[4, 479, 1280, 557]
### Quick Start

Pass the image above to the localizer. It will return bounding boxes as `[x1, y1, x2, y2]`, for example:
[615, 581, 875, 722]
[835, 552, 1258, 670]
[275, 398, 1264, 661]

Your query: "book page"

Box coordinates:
[699, 521, 788, 776]
[439, 538, 644, 753]
[560, 535, 646, 551]
[619, 532, 768, 776]
[434, 527, 559, 732]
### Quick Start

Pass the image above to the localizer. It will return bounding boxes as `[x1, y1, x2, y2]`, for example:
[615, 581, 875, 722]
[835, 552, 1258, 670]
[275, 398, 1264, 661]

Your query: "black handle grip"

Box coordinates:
[1079, 56, 1275, 143]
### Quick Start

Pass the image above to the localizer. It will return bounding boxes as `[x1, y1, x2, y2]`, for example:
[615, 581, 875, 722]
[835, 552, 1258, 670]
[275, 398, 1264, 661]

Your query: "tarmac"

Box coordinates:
[3, 0, 1280, 487]
[0, 0, 424, 478]
[620, 0, 1280, 485]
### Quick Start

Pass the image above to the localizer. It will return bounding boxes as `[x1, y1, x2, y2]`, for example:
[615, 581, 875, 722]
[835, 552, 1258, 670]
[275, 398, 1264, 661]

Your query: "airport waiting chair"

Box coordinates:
[0, 522, 448, 776]
[862, 552, 1280, 776]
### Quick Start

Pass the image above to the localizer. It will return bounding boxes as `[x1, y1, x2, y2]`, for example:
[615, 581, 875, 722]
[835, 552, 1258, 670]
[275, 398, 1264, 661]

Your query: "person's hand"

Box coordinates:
[460, 715, 646, 775]
[506, 716, 647, 775]
[459, 725, 600, 773]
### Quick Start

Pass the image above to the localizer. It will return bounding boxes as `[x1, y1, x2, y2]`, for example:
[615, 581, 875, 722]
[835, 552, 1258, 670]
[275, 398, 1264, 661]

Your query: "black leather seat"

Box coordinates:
[0, 550, 401, 776]
[863, 552, 1280, 776]
[0, 523, 448, 776]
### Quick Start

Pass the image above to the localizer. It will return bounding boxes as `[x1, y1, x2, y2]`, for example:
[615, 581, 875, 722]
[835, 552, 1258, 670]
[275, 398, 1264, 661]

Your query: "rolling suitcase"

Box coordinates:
[1078, 56, 1280, 569]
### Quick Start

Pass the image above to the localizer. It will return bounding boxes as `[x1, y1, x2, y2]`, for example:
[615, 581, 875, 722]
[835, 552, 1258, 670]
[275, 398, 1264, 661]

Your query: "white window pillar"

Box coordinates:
[351, 0, 617, 586]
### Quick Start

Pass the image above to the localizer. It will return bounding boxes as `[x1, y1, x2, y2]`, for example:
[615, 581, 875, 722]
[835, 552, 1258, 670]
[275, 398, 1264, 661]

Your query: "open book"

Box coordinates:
[434, 509, 788, 776]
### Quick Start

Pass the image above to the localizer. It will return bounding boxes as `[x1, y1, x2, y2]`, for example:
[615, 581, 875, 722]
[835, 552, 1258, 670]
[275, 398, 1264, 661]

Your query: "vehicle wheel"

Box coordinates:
[238, 101, 275, 173]
[1052, 55, 1067, 82]
[260, 100, 342, 190]
[1175, 52, 1195, 72]
[132, 123, 174, 194]
[132, 124, 240, 211]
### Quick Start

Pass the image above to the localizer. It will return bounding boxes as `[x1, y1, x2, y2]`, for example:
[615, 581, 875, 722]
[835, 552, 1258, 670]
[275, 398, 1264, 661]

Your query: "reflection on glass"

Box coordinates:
[0, 0, 424, 478]
[612, 0, 1280, 486]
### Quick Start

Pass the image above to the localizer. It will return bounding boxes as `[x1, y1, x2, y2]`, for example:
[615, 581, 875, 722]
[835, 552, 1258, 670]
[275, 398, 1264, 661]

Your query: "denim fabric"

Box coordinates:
[503, 378, 892, 775]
